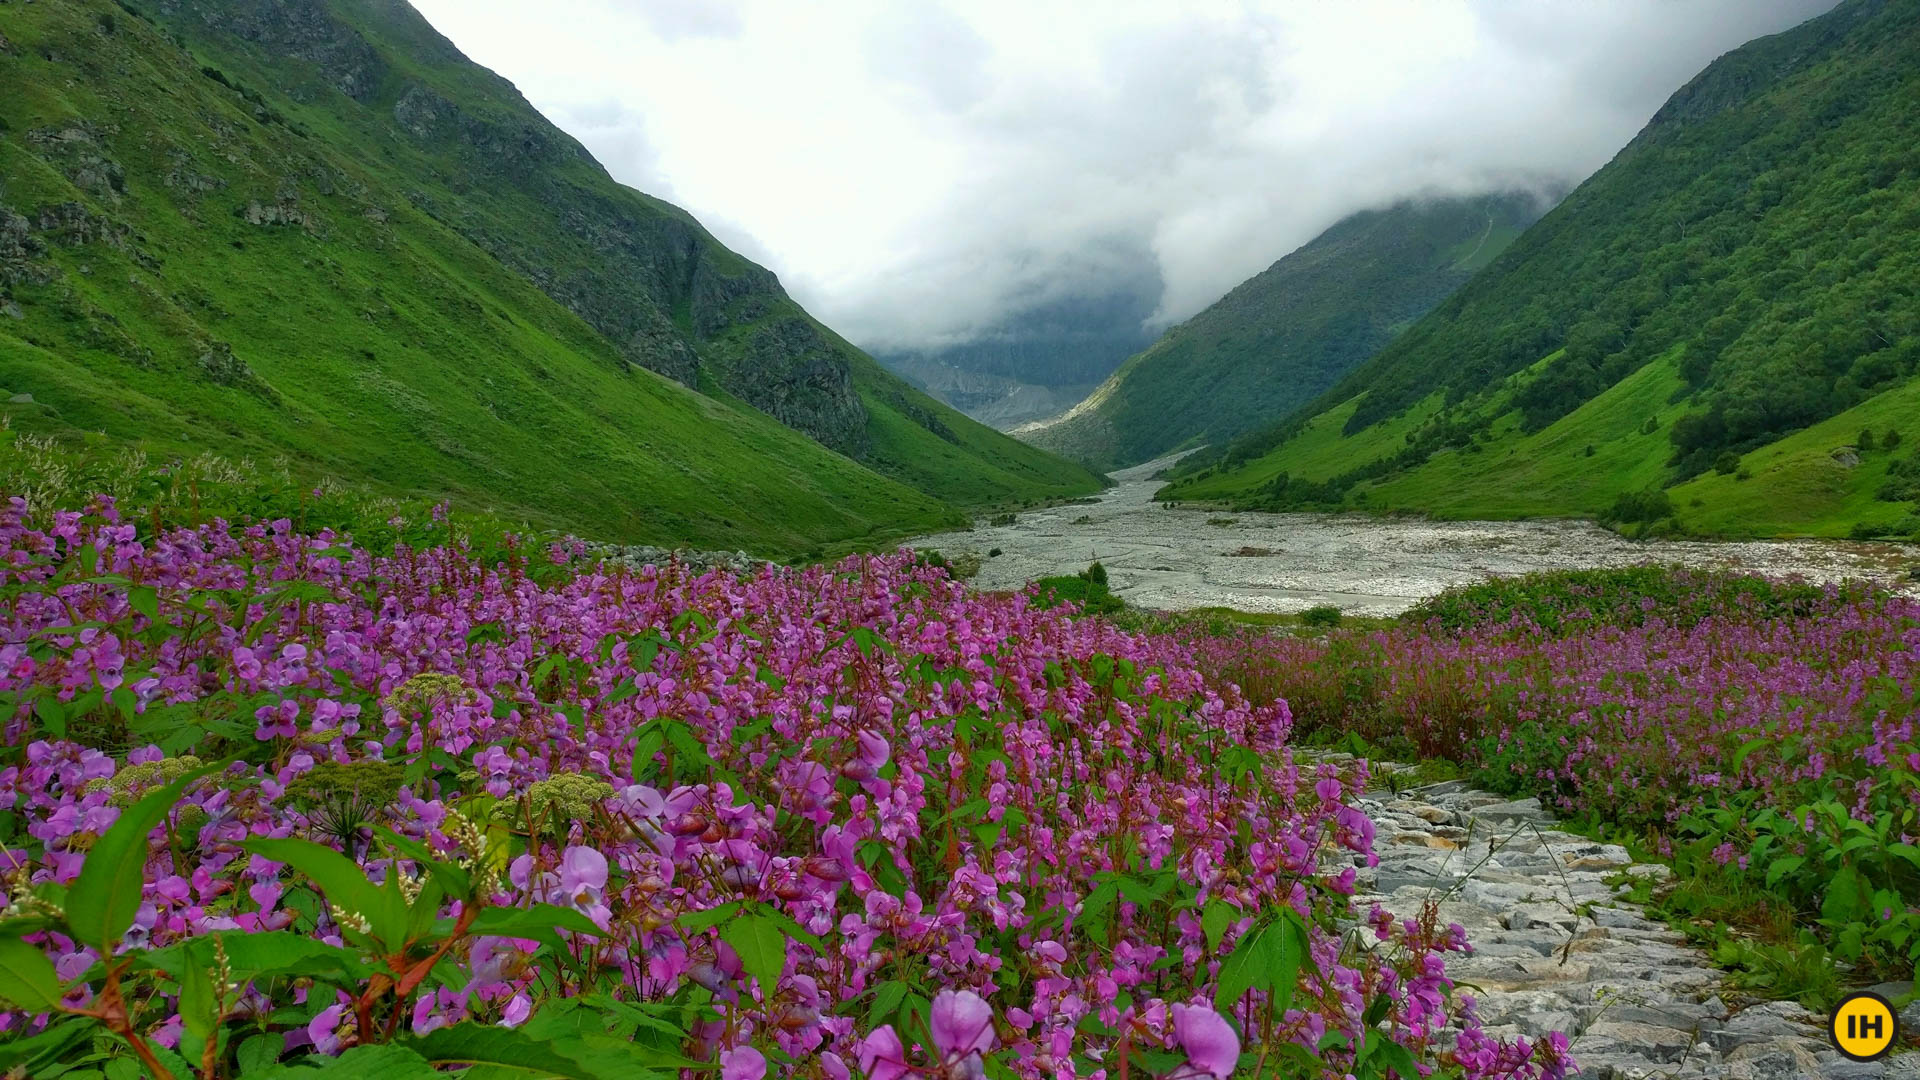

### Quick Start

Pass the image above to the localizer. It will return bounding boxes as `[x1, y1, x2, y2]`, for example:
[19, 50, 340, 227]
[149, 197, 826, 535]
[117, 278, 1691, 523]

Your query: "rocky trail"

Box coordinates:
[1343, 771, 1917, 1079]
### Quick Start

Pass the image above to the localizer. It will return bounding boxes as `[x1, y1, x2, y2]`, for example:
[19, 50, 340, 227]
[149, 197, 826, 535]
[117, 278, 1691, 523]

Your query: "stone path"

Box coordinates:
[1342, 775, 1916, 1080]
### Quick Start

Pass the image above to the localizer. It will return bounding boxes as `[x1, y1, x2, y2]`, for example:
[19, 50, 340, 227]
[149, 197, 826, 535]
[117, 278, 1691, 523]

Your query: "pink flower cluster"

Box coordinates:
[0, 497, 1564, 1077]
[1201, 585, 1920, 835]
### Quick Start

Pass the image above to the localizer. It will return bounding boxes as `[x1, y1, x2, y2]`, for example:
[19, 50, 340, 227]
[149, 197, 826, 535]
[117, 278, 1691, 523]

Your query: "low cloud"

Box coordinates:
[413, 0, 1838, 349]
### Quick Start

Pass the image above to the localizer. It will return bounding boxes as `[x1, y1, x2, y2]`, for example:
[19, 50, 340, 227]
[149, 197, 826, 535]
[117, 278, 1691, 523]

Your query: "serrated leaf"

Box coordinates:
[69, 759, 223, 951]
[719, 913, 788, 993]
[674, 901, 741, 935]
[867, 979, 910, 1023]
[1079, 880, 1121, 926]
[757, 904, 824, 954]
[236, 1032, 285, 1075]
[1214, 924, 1265, 1012]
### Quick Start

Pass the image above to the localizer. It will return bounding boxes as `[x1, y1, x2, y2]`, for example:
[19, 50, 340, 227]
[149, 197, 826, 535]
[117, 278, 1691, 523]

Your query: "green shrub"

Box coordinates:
[1605, 487, 1674, 524]
[1300, 605, 1343, 628]
[1031, 562, 1122, 615]
[1403, 566, 1839, 637]
[1713, 451, 1741, 474]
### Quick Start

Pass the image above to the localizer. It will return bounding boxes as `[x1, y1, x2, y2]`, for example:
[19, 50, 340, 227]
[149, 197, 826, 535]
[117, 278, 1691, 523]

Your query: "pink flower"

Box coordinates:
[307, 1003, 347, 1056]
[930, 989, 994, 1078]
[1170, 1003, 1239, 1080]
[857, 1025, 909, 1080]
[720, 1045, 767, 1080]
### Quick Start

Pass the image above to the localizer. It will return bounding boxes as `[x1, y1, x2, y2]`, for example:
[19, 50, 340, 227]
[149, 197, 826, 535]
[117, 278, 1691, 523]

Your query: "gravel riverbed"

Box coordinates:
[909, 456, 1920, 616]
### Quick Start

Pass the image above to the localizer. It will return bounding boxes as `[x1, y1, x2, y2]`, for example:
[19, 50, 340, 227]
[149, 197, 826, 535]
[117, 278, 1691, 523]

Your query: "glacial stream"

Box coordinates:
[907, 455, 1920, 616]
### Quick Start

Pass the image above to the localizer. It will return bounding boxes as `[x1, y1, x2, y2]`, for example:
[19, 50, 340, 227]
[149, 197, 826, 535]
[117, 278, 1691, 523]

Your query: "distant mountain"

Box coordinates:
[1167, 0, 1920, 540]
[1021, 193, 1547, 468]
[0, 0, 1099, 553]
[872, 288, 1157, 429]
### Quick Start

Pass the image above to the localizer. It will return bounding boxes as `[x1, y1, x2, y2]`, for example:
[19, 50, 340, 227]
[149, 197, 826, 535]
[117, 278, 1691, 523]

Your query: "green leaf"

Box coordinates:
[1764, 855, 1806, 888]
[178, 943, 218, 1067]
[1373, 1039, 1419, 1080]
[1079, 879, 1121, 926]
[129, 586, 160, 625]
[245, 837, 407, 951]
[69, 759, 223, 951]
[1201, 900, 1239, 953]
[235, 1033, 285, 1076]
[0, 936, 63, 1012]
[0, 1015, 98, 1072]
[719, 913, 788, 992]
[1729, 737, 1768, 773]
[867, 979, 911, 1023]
[756, 904, 825, 954]
[1247, 911, 1308, 1016]
[32, 696, 66, 738]
[218, 930, 372, 983]
[674, 902, 741, 935]
[255, 1043, 442, 1079]
[403, 1022, 601, 1078]
[473, 903, 606, 940]
[1822, 865, 1866, 924]
[1214, 924, 1265, 1012]
[378, 829, 472, 900]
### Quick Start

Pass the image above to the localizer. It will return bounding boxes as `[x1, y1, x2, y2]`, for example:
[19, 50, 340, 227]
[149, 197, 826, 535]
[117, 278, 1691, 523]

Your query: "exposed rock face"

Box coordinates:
[730, 318, 867, 455]
[154, 0, 389, 103]
[26, 126, 126, 203]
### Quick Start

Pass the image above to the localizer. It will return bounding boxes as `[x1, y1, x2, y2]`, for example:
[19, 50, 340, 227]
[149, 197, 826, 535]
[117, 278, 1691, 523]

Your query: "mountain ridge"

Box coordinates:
[1021, 191, 1547, 468]
[1163, 0, 1920, 540]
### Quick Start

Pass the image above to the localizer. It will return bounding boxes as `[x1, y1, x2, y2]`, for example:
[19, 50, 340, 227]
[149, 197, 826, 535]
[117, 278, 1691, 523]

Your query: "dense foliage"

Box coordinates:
[1175, 0, 1920, 533]
[1198, 569, 1920, 991]
[0, 0, 1097, 554]
[1031, 195, 1542, 469]
[0, 496, 1568, 1079]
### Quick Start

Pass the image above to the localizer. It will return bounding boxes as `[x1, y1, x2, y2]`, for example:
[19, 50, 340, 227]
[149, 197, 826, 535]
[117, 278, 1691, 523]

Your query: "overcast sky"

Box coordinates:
[410, 0, 1838, 350]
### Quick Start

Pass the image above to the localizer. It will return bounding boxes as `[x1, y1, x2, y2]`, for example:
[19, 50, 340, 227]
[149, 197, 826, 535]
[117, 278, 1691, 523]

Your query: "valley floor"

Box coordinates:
[909, 457, 1920, 615]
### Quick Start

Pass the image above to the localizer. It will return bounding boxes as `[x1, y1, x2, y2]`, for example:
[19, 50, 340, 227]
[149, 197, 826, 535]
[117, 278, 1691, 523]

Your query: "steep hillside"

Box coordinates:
[1022, 193, 1544, 468]
[1167, 0, 1920, 538]
[0, 0, 1097, 553]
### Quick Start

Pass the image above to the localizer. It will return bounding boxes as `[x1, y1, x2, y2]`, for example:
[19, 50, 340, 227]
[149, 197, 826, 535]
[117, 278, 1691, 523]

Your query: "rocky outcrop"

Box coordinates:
[26, 126, 126, 204]
[727, 317, 866, 454]
[154, 0, 389, 103]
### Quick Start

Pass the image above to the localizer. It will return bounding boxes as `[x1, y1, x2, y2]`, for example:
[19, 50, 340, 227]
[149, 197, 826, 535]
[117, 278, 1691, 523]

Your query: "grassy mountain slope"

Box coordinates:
[0, 0, 1097, 554]
[1165, 0, 1920, 538]
[1022, 193, 1544, 468]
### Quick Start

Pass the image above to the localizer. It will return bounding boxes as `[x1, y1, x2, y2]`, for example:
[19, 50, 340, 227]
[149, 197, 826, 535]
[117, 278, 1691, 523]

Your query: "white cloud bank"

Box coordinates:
[408, 0, 1839, 349]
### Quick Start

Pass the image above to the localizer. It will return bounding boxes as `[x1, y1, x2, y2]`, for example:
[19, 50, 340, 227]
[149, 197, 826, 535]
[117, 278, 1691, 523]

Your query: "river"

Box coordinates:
[907, 455, 1919, 616]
